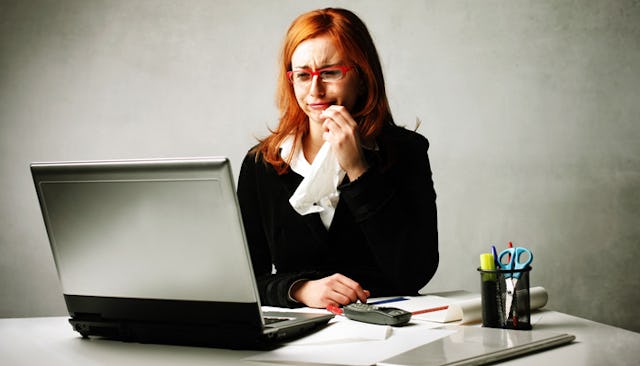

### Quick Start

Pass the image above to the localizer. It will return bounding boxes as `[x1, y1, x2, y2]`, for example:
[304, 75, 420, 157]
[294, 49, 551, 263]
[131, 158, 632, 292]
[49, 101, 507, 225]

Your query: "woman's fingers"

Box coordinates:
[320, 106, 369, 180]
[290, 273, 370, 308]
[325, 274, 369, 304]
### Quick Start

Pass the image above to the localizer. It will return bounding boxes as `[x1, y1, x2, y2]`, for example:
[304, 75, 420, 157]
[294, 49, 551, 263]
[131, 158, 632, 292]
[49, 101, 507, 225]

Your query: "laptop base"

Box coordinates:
[68, 317, 330, 350]
[63, 295, 331, 349]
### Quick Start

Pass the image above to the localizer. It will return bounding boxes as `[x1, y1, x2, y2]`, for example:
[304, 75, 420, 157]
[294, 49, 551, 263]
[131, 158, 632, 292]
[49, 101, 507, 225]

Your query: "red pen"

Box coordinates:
[507, 241, 513, 262]
[411, 305, 449, 316]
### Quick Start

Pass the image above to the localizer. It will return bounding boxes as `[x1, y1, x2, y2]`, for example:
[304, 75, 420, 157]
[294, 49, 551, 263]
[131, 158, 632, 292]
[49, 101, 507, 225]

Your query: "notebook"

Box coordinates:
[30, 157, 333, 349]
[379, 325, 575, 366]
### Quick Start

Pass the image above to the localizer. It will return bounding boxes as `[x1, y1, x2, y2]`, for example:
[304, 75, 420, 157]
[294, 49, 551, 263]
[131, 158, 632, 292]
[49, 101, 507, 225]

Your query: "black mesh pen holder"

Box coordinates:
[478, 266, 532, 330]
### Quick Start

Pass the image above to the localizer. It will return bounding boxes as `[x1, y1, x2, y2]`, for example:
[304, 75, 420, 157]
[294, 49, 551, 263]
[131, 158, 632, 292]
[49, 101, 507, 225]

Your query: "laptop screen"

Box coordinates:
[32, 157, 260, 305]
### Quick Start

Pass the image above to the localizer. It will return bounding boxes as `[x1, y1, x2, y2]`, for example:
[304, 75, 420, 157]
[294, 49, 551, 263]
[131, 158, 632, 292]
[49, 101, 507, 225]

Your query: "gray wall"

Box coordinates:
[1, 0, 639, 333]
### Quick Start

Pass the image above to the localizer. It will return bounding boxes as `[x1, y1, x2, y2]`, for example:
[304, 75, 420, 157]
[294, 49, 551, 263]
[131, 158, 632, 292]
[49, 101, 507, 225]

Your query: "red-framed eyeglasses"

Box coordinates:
[287, 66, 353, 85]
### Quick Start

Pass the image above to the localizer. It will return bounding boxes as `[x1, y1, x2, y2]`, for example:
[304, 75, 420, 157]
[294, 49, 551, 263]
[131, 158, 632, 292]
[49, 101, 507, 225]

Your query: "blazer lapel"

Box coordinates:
[279, 170, 330, 245]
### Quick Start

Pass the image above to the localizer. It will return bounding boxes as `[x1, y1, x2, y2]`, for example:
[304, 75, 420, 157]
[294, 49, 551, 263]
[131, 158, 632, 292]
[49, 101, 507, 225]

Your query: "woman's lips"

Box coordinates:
[308, 102, 332, 110]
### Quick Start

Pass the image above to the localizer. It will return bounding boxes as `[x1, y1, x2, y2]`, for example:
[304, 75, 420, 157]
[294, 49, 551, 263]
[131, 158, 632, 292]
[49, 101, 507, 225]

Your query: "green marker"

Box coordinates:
[479, 252, 501, 327]
[480, 253, 496, 281]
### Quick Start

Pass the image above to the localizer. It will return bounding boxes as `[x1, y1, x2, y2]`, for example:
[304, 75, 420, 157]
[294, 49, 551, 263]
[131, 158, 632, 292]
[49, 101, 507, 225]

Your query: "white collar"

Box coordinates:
[280, 135, 312, 178]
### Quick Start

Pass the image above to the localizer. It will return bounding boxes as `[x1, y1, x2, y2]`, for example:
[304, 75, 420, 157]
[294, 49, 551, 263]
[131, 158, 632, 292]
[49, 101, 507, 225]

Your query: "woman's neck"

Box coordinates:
[302, 124, 325, 164]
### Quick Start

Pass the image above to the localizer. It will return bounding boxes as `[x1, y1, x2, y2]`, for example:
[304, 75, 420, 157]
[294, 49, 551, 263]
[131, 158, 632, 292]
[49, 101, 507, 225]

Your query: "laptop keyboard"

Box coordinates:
[264, 316, 293, 325]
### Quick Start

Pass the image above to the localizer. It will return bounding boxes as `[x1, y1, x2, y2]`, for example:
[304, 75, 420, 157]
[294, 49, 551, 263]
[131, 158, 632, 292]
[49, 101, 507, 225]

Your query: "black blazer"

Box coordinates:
[237, 125, 439, 307]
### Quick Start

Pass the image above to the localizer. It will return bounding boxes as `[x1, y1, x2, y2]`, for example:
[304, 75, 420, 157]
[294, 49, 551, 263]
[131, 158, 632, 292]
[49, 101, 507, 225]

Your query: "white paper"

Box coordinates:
[529, 286, 549, 309]
[262, 305, 330, 315]
[285, 321, 392, 346]
[389, 295, 459, 323]
[245, 325, 455, 366]
[249, 288, 548, 365]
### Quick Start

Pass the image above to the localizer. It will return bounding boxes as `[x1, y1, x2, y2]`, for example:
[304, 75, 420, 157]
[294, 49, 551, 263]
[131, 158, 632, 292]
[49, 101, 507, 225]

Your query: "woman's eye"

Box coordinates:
[322, 70, 340, 76]
[320, 69, 343, 80]
[295, 72, 311, 81]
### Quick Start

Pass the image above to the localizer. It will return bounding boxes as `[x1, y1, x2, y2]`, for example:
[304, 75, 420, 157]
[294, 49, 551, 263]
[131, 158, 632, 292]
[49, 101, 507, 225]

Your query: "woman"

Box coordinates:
[237, 8, 438, 308]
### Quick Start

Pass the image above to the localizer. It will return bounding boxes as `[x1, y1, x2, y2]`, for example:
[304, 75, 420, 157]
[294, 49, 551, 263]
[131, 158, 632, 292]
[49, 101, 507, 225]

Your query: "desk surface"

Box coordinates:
[1, 310, 638, 366]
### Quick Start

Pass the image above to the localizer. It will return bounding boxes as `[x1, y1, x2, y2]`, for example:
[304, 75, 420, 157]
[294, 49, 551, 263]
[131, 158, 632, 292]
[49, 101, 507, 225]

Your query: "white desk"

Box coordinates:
[498, 311, 640, 365]
[1, 310, 638, 365]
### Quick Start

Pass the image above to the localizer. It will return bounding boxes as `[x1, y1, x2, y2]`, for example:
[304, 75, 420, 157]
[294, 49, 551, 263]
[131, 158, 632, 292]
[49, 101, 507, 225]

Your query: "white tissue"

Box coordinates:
[289, 142, 346, 221]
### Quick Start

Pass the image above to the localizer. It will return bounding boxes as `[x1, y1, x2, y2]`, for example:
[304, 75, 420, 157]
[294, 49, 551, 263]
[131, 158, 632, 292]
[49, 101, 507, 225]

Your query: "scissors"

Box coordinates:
[497, 246, 533, 326]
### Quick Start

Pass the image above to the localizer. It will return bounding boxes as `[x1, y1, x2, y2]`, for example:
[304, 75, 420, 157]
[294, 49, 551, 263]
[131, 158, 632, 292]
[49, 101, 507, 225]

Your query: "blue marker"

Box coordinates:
[491, 245, 499, 267]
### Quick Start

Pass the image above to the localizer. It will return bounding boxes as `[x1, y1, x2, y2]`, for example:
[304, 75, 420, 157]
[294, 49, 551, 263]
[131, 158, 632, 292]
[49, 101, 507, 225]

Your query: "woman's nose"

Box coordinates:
[308, 75, 325, 97]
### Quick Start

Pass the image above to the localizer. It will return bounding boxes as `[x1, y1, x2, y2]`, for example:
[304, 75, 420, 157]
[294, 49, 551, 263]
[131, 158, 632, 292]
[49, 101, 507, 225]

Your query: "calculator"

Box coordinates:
[343, 303, 412, 326]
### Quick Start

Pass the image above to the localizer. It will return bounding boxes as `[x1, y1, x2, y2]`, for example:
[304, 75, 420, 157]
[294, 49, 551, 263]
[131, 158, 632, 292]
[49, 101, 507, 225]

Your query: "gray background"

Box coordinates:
[1, 0, 639, 333]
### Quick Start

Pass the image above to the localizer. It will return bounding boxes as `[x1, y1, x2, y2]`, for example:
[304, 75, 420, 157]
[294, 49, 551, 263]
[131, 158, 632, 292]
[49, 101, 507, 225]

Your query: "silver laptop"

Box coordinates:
[31, 157, 332, 348]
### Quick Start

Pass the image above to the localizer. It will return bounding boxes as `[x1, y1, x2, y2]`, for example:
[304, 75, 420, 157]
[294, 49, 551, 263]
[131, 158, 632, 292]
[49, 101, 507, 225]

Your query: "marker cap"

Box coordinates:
[480, 253, 496, 270]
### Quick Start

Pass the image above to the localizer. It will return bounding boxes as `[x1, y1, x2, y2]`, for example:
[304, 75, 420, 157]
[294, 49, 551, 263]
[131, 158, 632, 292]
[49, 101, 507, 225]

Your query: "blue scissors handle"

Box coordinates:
[498, 247, 533, 278]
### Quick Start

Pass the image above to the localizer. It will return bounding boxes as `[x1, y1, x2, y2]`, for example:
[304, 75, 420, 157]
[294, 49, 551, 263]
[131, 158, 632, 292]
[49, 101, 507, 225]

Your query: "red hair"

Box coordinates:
[256, 8, 395, 174]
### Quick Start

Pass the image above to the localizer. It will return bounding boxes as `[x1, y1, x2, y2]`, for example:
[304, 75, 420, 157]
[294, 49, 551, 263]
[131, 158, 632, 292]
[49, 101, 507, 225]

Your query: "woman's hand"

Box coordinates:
[321, 106, 369, 181]
[290, 273, 370, 308]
